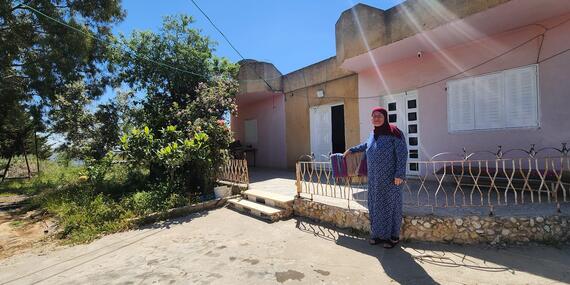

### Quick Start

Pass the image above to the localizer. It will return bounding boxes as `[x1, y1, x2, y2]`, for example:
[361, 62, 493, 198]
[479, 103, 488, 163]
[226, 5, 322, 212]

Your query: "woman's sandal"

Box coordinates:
[383, 238, 400, 249]
[368, 238, 385, 245]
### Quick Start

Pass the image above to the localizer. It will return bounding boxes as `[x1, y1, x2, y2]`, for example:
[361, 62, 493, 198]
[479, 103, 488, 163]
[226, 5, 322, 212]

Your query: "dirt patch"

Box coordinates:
[0, 195, 28, 209]
[0, 196, 58, 260]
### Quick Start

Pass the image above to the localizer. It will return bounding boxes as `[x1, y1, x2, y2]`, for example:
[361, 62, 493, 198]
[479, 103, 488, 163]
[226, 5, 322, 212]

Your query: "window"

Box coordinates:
[244, 119, 258, 145]
[409, 163, 419, 171]
[407, 99, 417, 109]
[389, 114, 397, 123]
[388, 102, 397, 111]
[408, 124, 417, 134]
[409, 137, 418, 146]
[409, 149, 419, 159]
[447, 65, 538, 132]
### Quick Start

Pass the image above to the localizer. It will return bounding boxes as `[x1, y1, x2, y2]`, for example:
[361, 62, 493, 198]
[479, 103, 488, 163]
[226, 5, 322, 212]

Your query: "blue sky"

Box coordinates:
[115, 0, 403, 73]
[98, 1, 404, 103]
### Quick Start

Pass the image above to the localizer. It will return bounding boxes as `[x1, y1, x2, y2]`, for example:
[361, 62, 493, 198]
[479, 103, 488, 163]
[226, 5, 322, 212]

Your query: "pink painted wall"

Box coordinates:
[231, 93, 287, 168]
[358, 14, 570, 160]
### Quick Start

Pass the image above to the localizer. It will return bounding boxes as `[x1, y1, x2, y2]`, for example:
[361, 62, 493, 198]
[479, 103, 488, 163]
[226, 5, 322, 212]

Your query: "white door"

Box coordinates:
[382, 91, 420, 176]
[310, 105, 332, 162]
[382, 93, 406, 131]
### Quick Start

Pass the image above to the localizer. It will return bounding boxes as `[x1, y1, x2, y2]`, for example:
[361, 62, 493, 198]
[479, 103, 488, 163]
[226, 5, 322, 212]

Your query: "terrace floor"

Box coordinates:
[248, 168, 569, 217]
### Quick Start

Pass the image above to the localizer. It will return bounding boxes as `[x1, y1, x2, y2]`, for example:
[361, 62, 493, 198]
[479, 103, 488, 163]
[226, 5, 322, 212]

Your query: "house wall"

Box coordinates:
[357, 14, 570, 160]
[231, 94, 287, 168]
[237, 60, 283, 94]
[279, 57, 361, 168]
[284, 74, 360, 168]
[335, 0, 512, 63]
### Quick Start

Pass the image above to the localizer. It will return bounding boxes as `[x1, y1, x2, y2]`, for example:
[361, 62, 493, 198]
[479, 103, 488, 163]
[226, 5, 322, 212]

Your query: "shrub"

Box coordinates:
[120, 124, 220, 194]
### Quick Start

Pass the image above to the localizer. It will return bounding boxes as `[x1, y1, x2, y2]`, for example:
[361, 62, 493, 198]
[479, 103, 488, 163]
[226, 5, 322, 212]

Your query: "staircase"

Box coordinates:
[227, 189, 294, 222]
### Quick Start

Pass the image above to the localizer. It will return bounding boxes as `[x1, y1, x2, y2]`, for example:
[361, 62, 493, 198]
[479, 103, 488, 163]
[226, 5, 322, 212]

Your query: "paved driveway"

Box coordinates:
[1, 208, 569, 284]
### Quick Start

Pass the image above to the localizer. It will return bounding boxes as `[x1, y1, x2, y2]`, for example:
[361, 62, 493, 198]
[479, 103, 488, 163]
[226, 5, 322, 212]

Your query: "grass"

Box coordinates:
[9, 220, 24, 228]
[1, 157, 212, 244]
[0, 160, 82, 197]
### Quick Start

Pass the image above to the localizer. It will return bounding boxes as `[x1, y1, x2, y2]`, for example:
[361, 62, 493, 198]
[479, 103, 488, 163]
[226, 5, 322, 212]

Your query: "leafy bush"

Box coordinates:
[121, 124, 220, 193]
[34, 182, 132, 243]
[84, 152, 115, 187]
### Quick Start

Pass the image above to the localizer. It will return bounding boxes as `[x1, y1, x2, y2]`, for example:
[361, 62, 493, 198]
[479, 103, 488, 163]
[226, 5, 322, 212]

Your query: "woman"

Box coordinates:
[344, 106, 407, 248]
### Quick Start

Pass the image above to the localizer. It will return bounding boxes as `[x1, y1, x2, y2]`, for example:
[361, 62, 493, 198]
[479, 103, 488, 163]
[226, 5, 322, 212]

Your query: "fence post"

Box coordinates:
[244, 159, 249, 190]
[295, 162, 301, 198]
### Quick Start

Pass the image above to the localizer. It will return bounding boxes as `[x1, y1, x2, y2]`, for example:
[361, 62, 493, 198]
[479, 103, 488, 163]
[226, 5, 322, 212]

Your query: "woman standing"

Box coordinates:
[344, 106, 408, 248]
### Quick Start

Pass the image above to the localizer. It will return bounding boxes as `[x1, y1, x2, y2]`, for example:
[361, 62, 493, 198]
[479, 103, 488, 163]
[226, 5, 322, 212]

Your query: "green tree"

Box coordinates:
[112, 14, 239, 192]
[0, 0, 125, 157]
[111, 14, 238, 131]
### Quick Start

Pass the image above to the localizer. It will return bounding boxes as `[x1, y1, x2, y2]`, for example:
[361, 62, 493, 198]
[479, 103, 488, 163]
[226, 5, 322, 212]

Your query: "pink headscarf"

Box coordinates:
[371, 106, 403, 139]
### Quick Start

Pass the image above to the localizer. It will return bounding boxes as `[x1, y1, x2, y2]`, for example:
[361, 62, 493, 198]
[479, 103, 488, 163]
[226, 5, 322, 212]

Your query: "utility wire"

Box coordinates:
[12, 3, 281, 84]
[286, 17, 570, 102]
[189, 0, 277, 92]
[19, 3, 213, 80]
[15, 3, 570, 103]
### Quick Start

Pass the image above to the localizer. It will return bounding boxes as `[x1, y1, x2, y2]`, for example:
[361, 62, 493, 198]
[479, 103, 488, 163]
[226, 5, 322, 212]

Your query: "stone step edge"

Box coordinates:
[228, 198, 284, 222]
[228, 198, 283, 215]
[243, 190, 294, 204]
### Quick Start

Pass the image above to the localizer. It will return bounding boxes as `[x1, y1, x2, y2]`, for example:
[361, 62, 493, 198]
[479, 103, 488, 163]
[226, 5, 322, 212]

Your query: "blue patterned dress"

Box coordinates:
[349, 131, 408, 240]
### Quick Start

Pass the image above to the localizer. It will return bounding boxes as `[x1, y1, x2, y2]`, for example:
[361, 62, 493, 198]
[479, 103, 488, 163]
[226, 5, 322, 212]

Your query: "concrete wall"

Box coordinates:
[357, 14, 570, 160]
[238, 60, 283, 94]
[283, 57, 355, 93]
[335, 0, 512, 64]
[231, 94, 287, 169]
[237, 57, 360, 169]
[284, 72, 360, 168]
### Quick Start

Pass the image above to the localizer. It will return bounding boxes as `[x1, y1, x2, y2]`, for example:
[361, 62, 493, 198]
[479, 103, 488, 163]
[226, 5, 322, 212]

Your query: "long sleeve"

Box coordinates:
[394, 135, 408, 179]
[349, 141, 367, 153]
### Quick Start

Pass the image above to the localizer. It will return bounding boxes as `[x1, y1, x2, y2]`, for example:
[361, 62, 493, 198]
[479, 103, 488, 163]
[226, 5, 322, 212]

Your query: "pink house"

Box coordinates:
[234, 0, 570, 175]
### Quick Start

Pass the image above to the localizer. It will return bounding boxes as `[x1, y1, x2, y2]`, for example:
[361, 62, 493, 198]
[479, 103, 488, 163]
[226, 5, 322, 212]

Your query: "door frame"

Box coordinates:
[309, 102, 345, 161]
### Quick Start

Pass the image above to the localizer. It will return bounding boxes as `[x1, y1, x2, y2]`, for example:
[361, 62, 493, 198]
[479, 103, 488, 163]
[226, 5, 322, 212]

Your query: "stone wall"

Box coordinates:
[293, 198, 570, 245]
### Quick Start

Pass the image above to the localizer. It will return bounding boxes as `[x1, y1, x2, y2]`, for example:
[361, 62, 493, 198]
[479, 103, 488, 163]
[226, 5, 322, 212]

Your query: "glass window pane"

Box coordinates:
[388, 102, 397, 111]
[407, 100, 417, 109]
[409, 137, 418, 146]
[389, 114, 397, 123]
[408, 112, 417, 121]
[408, 124, 417, 134]
[409, 163, 419, 171]
[409, 149, 419, 159]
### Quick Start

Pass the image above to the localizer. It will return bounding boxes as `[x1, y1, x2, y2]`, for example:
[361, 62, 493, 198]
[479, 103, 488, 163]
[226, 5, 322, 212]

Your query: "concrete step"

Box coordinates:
[227, 198, 286, 222]
[243, 189, 294, 211]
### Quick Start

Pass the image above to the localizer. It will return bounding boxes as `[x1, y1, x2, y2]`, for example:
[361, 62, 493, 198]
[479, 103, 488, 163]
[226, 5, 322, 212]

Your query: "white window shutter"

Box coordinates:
[474, 73, 504, 129]
[448, 78, 475, 131]
[504, 66, 538, 128]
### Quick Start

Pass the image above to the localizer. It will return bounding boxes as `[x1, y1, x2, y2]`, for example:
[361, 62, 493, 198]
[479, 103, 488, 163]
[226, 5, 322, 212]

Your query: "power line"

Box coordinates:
[189, 0, 278, 92]
[189, 0, 245, 60]
[20, 4, 214, 80]
[287, 18, 570, 103]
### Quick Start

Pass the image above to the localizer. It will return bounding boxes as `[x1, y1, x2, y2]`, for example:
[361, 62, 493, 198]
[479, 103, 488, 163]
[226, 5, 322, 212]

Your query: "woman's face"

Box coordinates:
[371, 111, 384, 127]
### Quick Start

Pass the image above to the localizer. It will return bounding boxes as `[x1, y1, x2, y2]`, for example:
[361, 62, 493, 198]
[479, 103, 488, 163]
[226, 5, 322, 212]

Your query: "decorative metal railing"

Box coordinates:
[217, 159, 249, 189]
[296, 144, 570, 214]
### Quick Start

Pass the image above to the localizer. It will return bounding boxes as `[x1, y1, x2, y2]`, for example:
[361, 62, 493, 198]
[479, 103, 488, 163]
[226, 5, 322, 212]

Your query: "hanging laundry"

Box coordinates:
[330, 153, 348, 178]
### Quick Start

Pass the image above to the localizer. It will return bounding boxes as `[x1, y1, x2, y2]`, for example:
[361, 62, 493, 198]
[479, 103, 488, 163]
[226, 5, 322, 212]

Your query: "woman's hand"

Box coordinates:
[394, 178, 403, 186]
[343, 149, 351, 157]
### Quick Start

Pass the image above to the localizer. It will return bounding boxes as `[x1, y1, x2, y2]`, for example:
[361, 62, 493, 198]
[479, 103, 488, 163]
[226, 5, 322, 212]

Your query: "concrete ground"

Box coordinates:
[1, 207, 569, 285]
